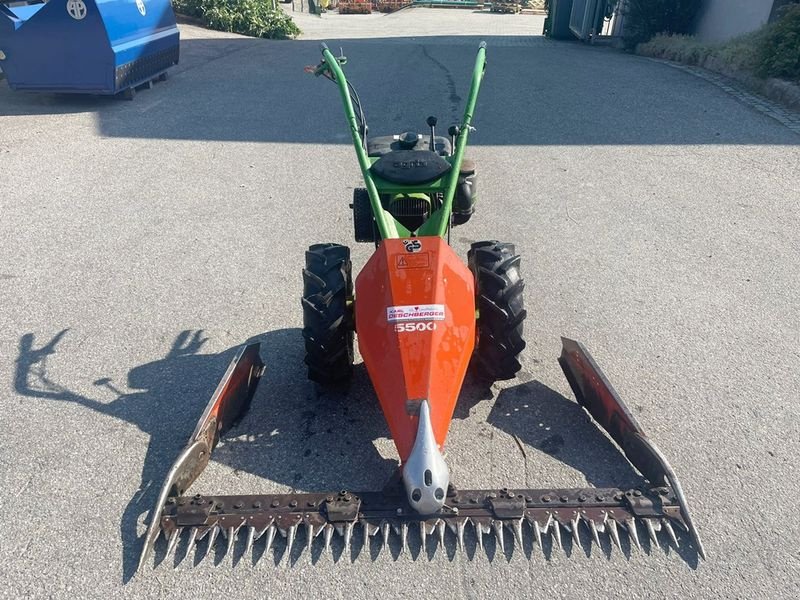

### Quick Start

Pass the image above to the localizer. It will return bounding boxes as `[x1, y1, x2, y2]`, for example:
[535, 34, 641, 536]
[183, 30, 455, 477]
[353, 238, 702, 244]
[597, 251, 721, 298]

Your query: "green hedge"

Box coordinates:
[174, 0, 301, 39]
[622, 0, 702, 50]
[638, 5, 800, 82]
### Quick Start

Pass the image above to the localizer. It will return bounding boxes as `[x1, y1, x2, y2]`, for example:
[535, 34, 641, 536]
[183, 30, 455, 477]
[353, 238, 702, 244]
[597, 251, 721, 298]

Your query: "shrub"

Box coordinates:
[754, 4, 800, 80]
[623, 0, 702, 49]
[173, 0, 301, 39]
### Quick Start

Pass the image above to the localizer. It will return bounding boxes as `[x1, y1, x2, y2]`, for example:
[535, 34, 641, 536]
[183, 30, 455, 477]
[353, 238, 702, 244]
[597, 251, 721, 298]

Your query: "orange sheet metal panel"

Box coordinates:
[355, 237, 475, 461]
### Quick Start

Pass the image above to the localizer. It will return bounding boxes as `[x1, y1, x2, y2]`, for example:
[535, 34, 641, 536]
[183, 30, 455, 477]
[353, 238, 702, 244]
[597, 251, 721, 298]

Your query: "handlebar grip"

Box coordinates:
[478, 41, 487, 50]
[320, 42, 330, 53]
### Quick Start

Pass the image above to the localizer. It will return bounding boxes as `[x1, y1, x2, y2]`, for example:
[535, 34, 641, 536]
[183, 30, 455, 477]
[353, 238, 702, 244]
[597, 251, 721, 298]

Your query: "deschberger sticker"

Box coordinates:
[387, 304, 445, 323]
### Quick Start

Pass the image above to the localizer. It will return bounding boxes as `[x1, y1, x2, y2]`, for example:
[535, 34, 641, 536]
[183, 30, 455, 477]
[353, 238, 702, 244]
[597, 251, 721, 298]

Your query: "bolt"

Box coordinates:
[326, 496, 334, 503]
[560, 496, 568, 503]
[634, 490, 643, 497]
[308, 501, 316, 508]
[271, 500, 280, 508]
[614, 493, 624, 501]
[234, 501, 243, 509]
[488, 493, 496, 500]
[396, 508, 403, 515]
[596, 495, 605, 502]
[542, 495, 552, 503]
[166, 498, 176, 505]
[469, 497, 478, 504]
[289, 500, 298, 508]
[578, 494, 587, 502]
[344, 494, 351, 502]
[196, 498, 205, 506]
[178, 499, 186, 506]
[525, 496, 533, 503]
[253, 501, 261, 509]
[194, 493, 202, 499]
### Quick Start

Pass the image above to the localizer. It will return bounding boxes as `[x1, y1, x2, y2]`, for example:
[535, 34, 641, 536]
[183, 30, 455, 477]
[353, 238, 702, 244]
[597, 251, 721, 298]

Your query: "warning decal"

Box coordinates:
[387, 304, 445, 323]
[395, 253, 430, 269]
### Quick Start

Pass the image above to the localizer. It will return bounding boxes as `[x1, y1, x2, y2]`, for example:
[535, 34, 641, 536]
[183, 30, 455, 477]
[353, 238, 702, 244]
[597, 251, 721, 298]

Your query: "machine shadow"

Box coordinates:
[487, 380, 645, 490]
[1, 34, 796, 145]
[13, 328, 394, 582]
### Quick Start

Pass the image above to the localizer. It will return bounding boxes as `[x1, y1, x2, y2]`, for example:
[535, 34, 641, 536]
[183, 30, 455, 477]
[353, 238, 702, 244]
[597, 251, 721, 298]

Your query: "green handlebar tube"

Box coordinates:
[319, 42, 487, 241]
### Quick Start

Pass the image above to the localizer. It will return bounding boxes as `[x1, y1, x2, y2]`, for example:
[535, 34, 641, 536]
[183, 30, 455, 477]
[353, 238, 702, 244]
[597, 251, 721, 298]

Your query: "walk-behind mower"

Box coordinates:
[138, 43, 704, 571]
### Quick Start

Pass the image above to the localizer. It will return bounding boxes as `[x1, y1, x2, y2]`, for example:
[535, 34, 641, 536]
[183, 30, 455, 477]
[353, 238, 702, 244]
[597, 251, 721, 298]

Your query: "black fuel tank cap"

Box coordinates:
[398, 131, 420, 149]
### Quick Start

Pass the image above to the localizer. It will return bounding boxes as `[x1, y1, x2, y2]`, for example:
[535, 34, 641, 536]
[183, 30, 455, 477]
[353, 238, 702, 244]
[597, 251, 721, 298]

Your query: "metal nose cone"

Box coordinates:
[402, 400, 449, 514]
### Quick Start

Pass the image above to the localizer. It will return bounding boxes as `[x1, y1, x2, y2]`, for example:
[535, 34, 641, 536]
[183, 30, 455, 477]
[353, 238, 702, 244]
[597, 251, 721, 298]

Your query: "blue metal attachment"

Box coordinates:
[0, 0, 179, 95]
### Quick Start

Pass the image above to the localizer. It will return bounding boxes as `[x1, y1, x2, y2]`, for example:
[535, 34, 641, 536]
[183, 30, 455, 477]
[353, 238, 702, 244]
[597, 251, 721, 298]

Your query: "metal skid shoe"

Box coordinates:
[137, 339, 704, 572]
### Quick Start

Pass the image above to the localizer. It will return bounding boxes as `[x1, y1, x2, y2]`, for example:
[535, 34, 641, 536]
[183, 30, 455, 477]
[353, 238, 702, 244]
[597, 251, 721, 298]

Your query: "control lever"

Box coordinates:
[426, 116, 437, 154]
[448, 125, 460, 156]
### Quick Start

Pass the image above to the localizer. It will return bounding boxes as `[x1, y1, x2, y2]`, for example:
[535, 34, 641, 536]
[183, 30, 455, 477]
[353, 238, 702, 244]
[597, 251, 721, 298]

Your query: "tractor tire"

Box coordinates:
[352, 188, 376, 243]
[302, 243, 354, 386]
[468, 241, 527, 381]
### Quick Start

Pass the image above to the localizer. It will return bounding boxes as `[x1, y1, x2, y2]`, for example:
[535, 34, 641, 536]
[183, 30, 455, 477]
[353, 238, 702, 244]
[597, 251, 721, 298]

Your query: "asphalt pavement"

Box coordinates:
[1, 8, 798, 600]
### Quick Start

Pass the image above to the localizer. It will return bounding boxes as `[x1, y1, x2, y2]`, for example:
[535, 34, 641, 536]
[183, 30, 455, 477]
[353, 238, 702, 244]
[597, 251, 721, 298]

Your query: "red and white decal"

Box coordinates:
[387, 304, 446, 323]
[394, 322, 438, 333]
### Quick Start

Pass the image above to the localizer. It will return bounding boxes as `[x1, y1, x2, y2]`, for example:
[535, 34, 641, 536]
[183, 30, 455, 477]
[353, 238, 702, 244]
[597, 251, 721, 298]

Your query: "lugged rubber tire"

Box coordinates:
[468, 241, 527, 381]
[352, 188, 376, 243]
[302, 243, 354, 385]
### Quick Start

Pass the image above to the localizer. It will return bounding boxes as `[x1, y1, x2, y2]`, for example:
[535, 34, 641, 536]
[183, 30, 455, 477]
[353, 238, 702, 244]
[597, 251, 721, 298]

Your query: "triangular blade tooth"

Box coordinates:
[286, 524, 297, 559]
[456, 518, 467, 552]
[264, 525, 278, 555]
[590, 519, 601, 547]
[663, 519, 679, 549]
[607, 519, 622, 552]
[551, 520, 563, 553]
[245, 526, 256, 556]
[224, 526, 236, 558]
[381, 522, 391, 548]
[570, 515, 581, 547]
[513, 518, 524, 547]
[626, 518, 642, 551]
[436, 520, 445, 549]
[477, 522, 485, 553]
[420, 522, 427, 554]
[343, 522, 354, 556]
[400, 523, 409, 555]
[362, 522, 370, 549]
[323, 524, 334, 554]
[493, 521, 505, 553]
[306, 523, 316, 552]
[205, 526, 221, 559]
[186, 527, 199, 556]
[645, 519, 659, 545]
[165, 528, 182, 558]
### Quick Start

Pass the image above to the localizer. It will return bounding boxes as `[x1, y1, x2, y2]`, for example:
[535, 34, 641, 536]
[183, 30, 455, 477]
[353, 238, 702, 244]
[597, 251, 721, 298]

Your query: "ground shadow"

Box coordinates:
[488, 379, 644, 489]
[14, 328, 394, 581]
[1, 33, 796, 145]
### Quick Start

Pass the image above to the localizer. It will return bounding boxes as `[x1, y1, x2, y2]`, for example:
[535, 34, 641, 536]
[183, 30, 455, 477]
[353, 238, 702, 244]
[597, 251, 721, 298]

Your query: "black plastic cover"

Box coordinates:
[370, 150, 452, 185]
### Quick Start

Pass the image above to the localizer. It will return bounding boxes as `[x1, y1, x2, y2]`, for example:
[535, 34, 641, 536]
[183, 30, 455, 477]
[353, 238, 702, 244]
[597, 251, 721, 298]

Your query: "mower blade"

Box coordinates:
[165, 528, 182, 559]
[493, 521, 505, 553]
[419, 521, 427, 554]
[323, 524, 334, 554]
[381, 522, 391, 549]
[559, 338, 706, 559]
[645, 519, 661, 546]
[343, 522, 354, 556]
[286, 524, 297, 560]
[626, 518, 642, 552]
[663, 519, 679, 549]
[264, 525, 277, 556]
[456, 518, 467, 552]
[400, 523, 409, 555]
[569, 515, 582, 548]
[244, 526, 256, 556]
[136, 343, 264, 574]
[436, 520, 446, 550]
[186, 527, 199, 555]
[607, 519, 622, 552]
[589, 519, 602, 548]
[551, 520, 563, 553]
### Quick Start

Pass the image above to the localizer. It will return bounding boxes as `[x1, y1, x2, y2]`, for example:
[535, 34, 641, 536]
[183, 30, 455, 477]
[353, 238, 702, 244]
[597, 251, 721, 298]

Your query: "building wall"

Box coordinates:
[693, 0, 775, 42]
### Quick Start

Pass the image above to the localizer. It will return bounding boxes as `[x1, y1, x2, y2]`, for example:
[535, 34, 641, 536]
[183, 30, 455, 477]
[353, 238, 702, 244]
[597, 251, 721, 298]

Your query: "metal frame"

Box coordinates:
[319, 42, 486, 240]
